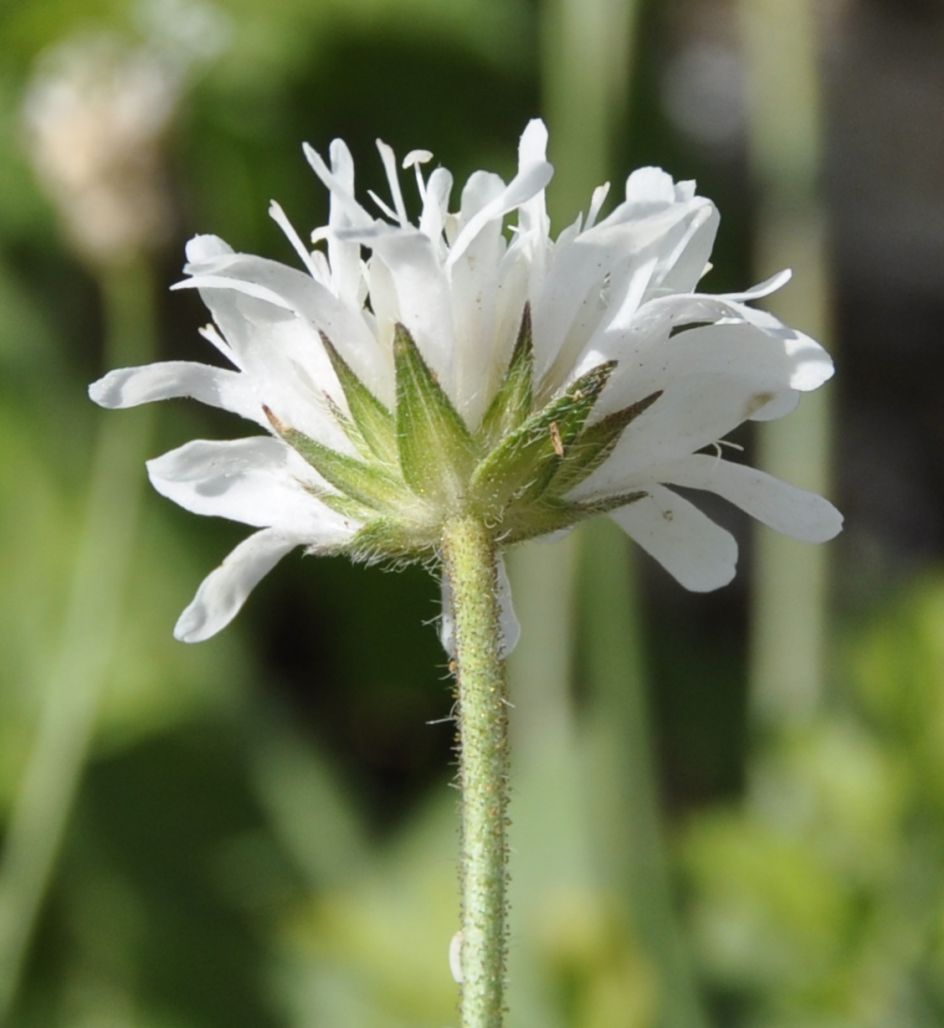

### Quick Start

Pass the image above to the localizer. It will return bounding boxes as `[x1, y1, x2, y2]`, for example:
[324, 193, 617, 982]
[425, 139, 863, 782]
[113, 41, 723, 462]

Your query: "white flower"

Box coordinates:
[90, 119, 841, 643]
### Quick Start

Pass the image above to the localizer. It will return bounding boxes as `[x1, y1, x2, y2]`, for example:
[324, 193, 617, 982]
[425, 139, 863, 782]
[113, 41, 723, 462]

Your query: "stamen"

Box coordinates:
[376, 140, 409, 225]
[268, 200, 321, 280]
[367, 189, 400, 223]
[403, 148, 433, 204]
[708, 438, 745, 463]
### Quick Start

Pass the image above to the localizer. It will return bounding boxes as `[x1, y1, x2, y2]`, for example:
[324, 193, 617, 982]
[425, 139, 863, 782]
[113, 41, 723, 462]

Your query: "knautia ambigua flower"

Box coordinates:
[90, 118, 841, 641]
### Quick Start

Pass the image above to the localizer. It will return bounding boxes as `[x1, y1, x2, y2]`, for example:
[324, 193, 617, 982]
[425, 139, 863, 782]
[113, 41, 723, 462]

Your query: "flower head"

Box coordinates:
[90, 119, 841, 643]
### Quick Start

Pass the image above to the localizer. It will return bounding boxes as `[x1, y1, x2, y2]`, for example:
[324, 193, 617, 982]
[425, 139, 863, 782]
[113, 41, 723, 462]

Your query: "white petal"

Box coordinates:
[146, 436, 353, 536]
[178, 251, 390, 418]
[518, 118, 549, 169]
[419, 167, 454, 245]
[722, 268, 792, 302]
[625, 166, 677, 207]
[302, 140, 374, 232]
[172, 273, 295, 313]
[362, 231, 458, 396]
[448, 191, 510, 422]
[576, 326, 820, 498]
[174, 528, 300, 643]
[326, 138, 366, 306]
[610, 486, 737, 591]
[656, 202, 720, 293]
[496, 556, 521, 656]
[597, 173, 719, 295]
[743, 390, 801, 422]
[174, 286, 355, 448]
[583, 289, 830, 426]
[185, 234, 232, 263]
[620, 290, 831, 396]
[449, 931, 464, 985]
[533, 203, 698, 382]
[180, 251, 376, 367]
[458, 171, 506, 227]
[447, 159, 553, 270]
[654, 454, 843, 542]
[578, 376, 783, 498]
[515, 120, 551, 287]
[89, 361, 266, 426]
[439, 577, 454, 657]
[584, 182, 611, 230]
[731, 305, 834, 392]
[589, 318, 820, 429]
[439, 556, 520, 658]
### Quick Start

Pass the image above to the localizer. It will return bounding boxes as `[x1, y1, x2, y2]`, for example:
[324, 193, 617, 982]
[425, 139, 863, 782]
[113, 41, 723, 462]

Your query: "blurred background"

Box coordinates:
[1, 0, 943, 1025]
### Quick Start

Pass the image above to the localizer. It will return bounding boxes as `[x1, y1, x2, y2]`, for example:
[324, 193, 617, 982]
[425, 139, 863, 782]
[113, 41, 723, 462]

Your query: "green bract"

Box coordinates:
[265, 307, 656, 565]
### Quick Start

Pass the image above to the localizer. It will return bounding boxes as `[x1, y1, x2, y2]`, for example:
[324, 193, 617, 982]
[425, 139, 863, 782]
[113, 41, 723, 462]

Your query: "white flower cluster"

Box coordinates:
[91, 120, 840, 643]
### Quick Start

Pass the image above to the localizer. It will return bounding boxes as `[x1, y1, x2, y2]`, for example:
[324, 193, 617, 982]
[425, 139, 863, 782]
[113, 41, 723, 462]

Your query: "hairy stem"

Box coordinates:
[441, 515, 509, 1028]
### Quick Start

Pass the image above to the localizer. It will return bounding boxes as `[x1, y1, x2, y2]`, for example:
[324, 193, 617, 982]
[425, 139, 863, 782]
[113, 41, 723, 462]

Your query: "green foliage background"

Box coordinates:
[1, 0, 942, 1025]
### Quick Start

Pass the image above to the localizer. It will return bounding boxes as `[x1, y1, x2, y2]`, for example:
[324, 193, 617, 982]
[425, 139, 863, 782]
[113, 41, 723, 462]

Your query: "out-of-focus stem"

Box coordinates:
[739, 0, 835, 728]
[538, 2, 710, 1025]
[0, 259, 157, 1022]
[580, 520, 709, 1028]
[541, 0, 640, 216]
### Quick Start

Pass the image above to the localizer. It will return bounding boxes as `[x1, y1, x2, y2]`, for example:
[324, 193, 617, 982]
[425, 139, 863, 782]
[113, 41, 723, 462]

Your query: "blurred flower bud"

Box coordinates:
[22, 33, 179, 267]
[21, 2, 228, 268]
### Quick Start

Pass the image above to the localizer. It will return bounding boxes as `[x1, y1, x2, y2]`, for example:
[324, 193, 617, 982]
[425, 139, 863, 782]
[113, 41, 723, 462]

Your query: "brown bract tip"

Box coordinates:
[262, 404, 288, 434]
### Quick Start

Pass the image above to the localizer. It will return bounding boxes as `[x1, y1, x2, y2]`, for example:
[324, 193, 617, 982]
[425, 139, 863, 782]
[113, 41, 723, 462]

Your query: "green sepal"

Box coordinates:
[545, 390, 662, 496]
[500, 489, 647, 544]
[571, 489, 648, 517]
[477, 304, 534, 446]
[394, 323, 477, 506]
[307, 488, 376, 521]
[346, 517, 436, 566]
[320, 332, 398, 465]
[322, 392, 370, 458]
[264, 406, 415, 515]
[470, 360, 617, 508]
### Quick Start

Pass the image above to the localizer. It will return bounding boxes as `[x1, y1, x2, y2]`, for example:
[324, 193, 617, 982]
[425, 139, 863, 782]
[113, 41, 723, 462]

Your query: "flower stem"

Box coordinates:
[441, 515, 509, 1028]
